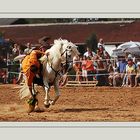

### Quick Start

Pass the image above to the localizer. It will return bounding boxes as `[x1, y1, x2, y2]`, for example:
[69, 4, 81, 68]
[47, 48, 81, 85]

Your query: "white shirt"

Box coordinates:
[84, 51, 96, 58]
[97, 42, 105, 49]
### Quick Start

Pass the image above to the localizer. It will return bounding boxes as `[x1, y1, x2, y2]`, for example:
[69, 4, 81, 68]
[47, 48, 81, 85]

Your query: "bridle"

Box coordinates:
[47, 47, 72, 85]
[61, 48, 70, 73]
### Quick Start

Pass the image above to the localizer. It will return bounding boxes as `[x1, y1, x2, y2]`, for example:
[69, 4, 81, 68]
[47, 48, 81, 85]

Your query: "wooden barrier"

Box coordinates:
[66, 80, 98, 87]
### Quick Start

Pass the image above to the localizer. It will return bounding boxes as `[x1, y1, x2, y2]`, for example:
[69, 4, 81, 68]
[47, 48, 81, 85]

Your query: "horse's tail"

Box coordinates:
[19, 84, 30, 99]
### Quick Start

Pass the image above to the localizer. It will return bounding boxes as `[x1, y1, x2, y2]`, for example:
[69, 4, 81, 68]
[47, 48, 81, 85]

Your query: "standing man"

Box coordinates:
[24, 42, 32, 54]
[97, 38, 105, 49]
[84, 47, 96, 59]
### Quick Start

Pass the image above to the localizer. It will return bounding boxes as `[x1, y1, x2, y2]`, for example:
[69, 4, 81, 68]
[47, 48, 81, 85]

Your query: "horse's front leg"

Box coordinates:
[43, 85, 51, 108]
[52, 80, 60, 105]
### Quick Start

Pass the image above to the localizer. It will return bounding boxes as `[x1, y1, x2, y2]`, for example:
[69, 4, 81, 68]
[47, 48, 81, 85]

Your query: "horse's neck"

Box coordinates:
[48, 50, 62, 70]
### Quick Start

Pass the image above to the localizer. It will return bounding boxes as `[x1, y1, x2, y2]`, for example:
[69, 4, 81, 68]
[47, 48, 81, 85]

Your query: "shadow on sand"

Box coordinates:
[59, 107, 109, 113]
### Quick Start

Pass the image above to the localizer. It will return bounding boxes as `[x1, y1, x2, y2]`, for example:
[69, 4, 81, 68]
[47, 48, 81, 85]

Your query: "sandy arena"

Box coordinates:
[0, 84, 140, 122]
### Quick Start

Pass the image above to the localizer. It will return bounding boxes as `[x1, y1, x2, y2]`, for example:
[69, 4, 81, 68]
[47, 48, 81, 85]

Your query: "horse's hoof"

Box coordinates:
[44, 103, 50, 108]
[34, 107, 44, 112]
[51, 101, 55, 105]
[49, 100, 54, 105]
[27, 104, 35, 113]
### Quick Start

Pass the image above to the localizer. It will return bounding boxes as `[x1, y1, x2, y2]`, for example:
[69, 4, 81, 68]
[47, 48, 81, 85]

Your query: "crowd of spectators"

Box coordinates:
[1, 36, 140, 87]
[71, 38, 140, 87]
[0, 36, 51, 84]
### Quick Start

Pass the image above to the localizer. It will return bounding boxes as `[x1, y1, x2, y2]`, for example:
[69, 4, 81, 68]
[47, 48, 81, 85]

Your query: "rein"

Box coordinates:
[46, 48, 72, 85]
[46, 49, 68, 85]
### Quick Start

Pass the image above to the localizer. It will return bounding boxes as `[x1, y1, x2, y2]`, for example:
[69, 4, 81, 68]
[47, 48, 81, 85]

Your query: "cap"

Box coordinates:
[128, 54, 132, 58]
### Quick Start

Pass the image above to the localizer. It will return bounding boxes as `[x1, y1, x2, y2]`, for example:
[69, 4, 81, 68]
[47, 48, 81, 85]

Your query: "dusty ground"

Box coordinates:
[0, 84, 140, 122]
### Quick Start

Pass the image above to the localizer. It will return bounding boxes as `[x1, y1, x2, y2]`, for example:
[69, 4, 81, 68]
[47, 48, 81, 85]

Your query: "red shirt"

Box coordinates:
[86, 60, 94, 71]
[82, 60, 87, 70]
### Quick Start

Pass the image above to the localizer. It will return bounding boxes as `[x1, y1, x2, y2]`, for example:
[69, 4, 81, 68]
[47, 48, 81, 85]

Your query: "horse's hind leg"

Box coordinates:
[30, 84, 40, 112]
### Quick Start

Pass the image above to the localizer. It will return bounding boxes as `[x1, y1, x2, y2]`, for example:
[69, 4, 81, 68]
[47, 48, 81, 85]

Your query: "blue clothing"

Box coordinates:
[117, 60, 127, 73]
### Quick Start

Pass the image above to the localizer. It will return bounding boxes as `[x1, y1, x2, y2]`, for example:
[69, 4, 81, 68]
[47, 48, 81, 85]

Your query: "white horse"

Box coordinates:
[40, 39, 80, 108]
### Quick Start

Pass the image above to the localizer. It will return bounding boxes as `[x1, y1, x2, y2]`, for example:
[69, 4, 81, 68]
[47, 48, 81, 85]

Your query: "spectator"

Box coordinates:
[73, 55, 81, 82]
[0, 56, 7, 68]
[125, 59, 136, 87]
[12, 43, 20, 57]
[108, 60, 120, 86]
[81, 56, 88, 81]
[85, 56, 95, 81]
[24, 42, 32, 54]
[134, 62, 140, 87]
[116, 56, 127, 86]
[95, 50, 109, 86]
[0, 69, 7, 84]
[97, 38, 105, 50]
[84, 47, 96, 59]
[108, 64, 114, 86]
[98, 46, 110, 67]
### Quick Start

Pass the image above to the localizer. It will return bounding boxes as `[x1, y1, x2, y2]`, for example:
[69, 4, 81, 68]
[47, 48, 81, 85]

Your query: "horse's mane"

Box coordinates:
[40, 38, 69, 63]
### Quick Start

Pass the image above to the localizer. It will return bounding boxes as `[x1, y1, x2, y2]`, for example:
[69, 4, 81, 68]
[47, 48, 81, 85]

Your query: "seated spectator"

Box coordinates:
[85, 56, 96, 81]
[134, 62, 140, 87]
[73, 55, 82, 82]
[108, 64, 114, 86]
[125, 59, 136, 87]
[81, 56, 88, 81]
[116, 56, 127, 86]
[112, 60, 122, 86]
[108, 61, 119, 86]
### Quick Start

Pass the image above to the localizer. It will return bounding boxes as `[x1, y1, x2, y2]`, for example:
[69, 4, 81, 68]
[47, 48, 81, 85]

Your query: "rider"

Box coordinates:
[21, 46, 49, 103]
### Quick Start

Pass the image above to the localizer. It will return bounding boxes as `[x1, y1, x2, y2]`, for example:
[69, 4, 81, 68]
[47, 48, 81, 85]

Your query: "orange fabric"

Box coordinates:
[86, 60, 94, 71]
[22, 50, 45, 73]
[25, 69, 35, 86]
[22, 55, 30, 73]
[22, 50, 45, 86]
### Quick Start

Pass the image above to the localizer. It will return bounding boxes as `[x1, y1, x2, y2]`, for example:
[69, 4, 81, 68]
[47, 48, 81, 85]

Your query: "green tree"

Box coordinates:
[0, 31, 4, 38]
[85, 33, 98, 52]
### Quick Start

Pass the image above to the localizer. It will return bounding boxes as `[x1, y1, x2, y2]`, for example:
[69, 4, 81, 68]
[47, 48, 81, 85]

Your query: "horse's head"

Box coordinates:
[60, 40, 80, 63]
[40, 39, 80, 65]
